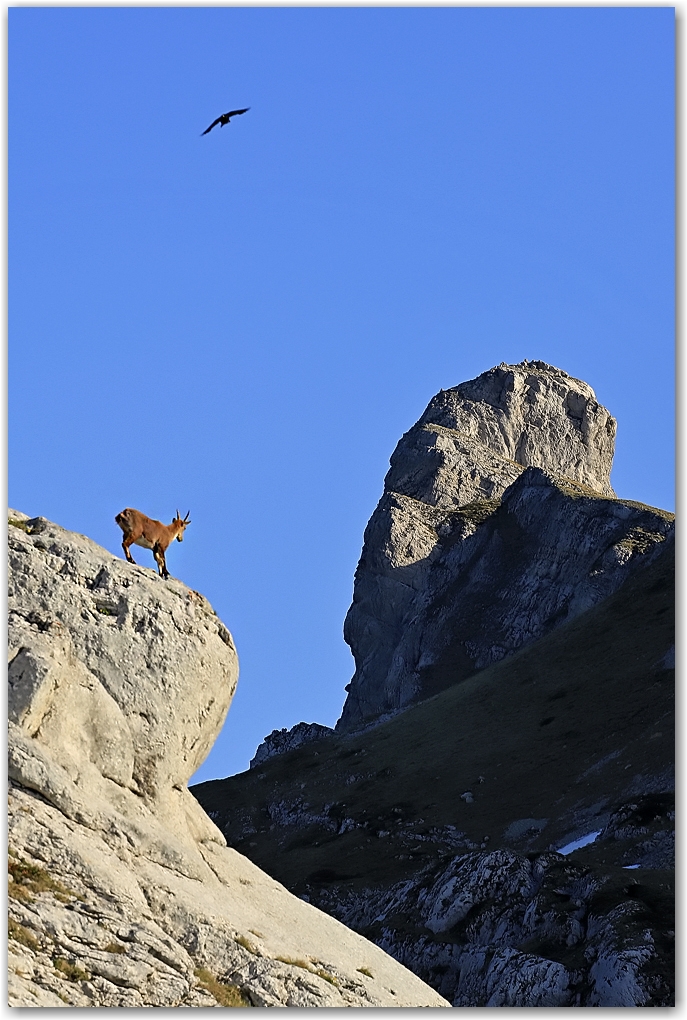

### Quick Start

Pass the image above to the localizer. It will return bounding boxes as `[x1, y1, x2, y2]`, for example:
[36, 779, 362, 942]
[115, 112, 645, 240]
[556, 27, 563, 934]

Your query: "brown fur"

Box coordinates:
[115, 508, 190, 579]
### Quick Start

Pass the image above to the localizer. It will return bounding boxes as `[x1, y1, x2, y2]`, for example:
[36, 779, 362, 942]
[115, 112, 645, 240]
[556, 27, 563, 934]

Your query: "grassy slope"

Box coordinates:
[193, 534, 673, 894]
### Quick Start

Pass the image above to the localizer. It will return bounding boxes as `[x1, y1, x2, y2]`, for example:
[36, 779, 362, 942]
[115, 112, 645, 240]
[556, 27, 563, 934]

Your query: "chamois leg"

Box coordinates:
[153, 543, 170, 579]
[122, 538, 137, 564]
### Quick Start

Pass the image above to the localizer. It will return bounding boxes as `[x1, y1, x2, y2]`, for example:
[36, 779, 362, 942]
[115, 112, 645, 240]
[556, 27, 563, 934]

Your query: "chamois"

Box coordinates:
[115, 508, 190, 579]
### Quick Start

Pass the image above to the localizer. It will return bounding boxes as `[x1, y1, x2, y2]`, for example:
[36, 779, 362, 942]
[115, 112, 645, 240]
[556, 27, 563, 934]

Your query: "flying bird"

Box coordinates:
[201, 107, 250, 135]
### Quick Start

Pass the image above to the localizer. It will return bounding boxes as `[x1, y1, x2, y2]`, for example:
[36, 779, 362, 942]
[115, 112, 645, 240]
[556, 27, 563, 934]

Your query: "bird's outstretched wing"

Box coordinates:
[201, 116, 223, 136]
[201, 108, 250, 136]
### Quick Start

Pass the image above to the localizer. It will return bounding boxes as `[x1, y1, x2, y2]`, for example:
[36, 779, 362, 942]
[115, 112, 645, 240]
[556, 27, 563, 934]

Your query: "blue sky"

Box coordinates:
[9, 7, 674, 782]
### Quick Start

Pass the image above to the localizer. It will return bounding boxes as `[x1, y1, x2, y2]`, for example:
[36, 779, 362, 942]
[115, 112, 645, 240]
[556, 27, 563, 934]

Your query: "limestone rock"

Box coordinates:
[250, 722, 335, 769]
[9, 512, 238, 806]
[7, 512, 449, 1008]
[338, 363, 671, 732]
[412, 360, 617, 504]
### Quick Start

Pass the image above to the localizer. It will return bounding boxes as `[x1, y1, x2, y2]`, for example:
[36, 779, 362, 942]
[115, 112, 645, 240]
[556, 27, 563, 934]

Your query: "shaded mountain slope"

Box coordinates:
[192, 532, 674, 1005]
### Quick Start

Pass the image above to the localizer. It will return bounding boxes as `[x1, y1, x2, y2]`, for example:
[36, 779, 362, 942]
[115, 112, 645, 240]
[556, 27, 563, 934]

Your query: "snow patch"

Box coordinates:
[557, 830, 601, 856]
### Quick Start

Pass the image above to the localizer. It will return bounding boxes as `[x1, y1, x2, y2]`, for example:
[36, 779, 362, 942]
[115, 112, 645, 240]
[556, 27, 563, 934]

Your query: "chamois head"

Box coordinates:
[174, 510, 191, 541]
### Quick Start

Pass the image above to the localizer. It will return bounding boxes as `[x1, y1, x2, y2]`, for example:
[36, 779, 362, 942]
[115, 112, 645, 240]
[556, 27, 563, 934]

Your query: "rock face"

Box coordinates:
[250, 723, 335, 769]
[7, 511, 448, 1008]
[410, 359, 617, 504]
[338, 361, 669, 733]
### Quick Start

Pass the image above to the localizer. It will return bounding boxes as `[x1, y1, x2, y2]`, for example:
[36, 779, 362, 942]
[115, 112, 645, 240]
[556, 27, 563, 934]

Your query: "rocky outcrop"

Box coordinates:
[338, 361, 670, 732]
[250, 723, 335, 769]
[8, 512, 238, 812]
[314, 832, 674, 1007]
[7, 511, 448, 1008]
[411, 359, 617, 503]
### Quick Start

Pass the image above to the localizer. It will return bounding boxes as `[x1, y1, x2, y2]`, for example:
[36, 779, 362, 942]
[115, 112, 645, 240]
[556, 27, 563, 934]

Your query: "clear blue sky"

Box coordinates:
[9, 7, 674, 782]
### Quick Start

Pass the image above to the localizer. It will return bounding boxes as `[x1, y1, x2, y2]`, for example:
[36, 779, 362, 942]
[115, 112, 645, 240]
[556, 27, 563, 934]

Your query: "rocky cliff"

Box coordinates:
[7, 510, 448, 1008]
[338, 361, 667, 732]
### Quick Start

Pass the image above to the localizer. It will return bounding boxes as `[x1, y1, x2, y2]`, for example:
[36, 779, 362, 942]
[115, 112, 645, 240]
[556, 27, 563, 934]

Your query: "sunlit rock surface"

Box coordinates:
[7, 510, 449, 1008]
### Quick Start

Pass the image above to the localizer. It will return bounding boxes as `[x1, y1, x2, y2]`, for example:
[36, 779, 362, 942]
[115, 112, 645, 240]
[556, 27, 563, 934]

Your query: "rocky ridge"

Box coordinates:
[250, 723, 335, 769]
[7, 510, 448, 1008]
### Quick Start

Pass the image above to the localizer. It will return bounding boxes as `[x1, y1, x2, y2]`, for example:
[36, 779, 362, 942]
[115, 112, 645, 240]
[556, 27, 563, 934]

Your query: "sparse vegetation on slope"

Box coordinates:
[8, 855, 75, 904]
[194, 967, 251, 1007]
[193, 536, 674, 1005]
